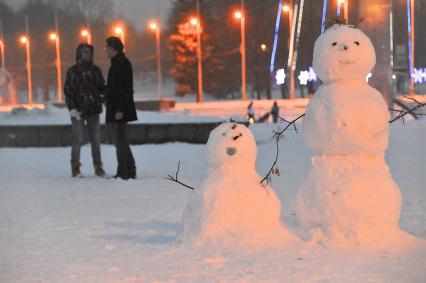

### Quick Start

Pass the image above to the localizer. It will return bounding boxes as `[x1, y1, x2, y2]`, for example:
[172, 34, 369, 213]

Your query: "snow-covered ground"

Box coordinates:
[0, 120, 425, 282]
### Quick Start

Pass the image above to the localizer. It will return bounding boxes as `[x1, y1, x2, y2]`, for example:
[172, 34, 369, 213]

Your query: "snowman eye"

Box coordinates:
[332, 42, 337, 46]
[232, 133, 243, 141]
[354, 41, 360, 46]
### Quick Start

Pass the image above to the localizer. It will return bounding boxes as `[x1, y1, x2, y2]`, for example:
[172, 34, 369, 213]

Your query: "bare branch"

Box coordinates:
[261, 114, 306, 185]
[389, 97, 426, 124]
[166, 161, 197, 190]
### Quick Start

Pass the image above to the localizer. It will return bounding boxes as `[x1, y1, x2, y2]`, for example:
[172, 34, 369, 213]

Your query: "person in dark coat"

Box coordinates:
[271, 101, 279, 123]
[105, 36, 137, 180]
[64, 43, 105, 177]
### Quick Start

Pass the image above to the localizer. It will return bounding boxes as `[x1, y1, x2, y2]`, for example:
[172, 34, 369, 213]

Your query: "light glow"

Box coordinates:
[190, 18, 198, 26]
[275, 69, 286, 85]
[149, 22, 158, 30]
[298, 66, 318, 85]
[49, 33, 57, 40]
[283, 5, 290, 12]
[412, 68, 426, 83]
[299, 71, 309, 85]
[20, 36, 28, 44]
[321, 0, 329, 33]
[114, 26, 123, 34]
[270, 0, 284, 73]
[234, 11, 243, 20]
[81, 29, 89, 37]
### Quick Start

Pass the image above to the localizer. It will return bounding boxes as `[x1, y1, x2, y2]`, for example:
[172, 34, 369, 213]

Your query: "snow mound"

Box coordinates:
[180, 122, 296, 247]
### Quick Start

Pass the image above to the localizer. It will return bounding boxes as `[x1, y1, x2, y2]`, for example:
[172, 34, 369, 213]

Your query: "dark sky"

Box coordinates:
[3, 0, 173, 30]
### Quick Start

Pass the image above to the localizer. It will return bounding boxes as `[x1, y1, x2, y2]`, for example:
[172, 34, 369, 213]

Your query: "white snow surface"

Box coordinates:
[0, 120, 425, 282]
[0, 99, 309, 125]
[180, 122, 296, 247]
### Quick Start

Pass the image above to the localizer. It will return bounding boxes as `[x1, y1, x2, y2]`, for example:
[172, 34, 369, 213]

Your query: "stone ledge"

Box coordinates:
[0, 122, 223, 147]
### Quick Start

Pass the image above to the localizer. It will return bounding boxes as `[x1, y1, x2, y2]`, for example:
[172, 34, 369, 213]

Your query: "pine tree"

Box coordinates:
[167, 0, 278, 99]
[167, 0, 199, 97]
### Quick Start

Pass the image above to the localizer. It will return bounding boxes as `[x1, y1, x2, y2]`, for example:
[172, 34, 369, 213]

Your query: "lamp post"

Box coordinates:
[190, 17, 203, 103]
[20, 35, 32, 105]
[80, 28, 92, 44]
[408, 0, 415, 96]
[284, 3, 297, 99]
[282, 4, 293, 50]
[344, 0, 349, 21]
[149, 21, 162, 100]
[0, 20, 5, 69]
[234, 10, 247, 101]
[337, 0, 348, 20]
[0, 39, 4, 69]
[49, 32, 63, 103]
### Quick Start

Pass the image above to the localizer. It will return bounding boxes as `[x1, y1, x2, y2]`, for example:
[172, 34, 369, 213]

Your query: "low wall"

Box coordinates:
[52, 99, 176, 111]
[0, 123, 222, 147]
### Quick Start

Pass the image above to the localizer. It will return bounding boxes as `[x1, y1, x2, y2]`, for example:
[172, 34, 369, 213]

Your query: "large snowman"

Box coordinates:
[297, 24, 406, 248]
[180, 122, 295, 247]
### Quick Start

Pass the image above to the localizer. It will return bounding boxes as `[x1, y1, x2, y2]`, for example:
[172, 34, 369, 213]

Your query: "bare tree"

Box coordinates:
[47, 0, 113, 23]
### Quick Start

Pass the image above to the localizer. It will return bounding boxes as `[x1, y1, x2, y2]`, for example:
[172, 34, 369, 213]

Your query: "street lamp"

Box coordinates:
[49, 32, 63, 103]
[114, 25, 125, 47]
[19, 35, 33, 105]
[0, 39, 4, 69]
[408, 0, 415, 96]
[283, 5, 290, 12]
[337, 0, 348, 20]
[149, 20, 162, 100]
[283, 4, 296, 99]
[190, 17, 203, 103]
[80, 28, 92, 44]
[234, 10, 247, 101]
[282, 4, 293, 49]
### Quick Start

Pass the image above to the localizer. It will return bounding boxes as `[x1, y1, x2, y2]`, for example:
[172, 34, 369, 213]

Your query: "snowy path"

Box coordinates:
[0, 122, 425, 282]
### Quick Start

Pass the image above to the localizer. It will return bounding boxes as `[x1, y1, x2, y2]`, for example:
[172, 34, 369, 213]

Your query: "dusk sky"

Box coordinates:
[3, 0, 173, 30]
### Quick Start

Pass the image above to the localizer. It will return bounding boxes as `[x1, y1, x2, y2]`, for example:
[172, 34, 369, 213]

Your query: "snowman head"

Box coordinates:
[313, 24, 375, 83]
[207, 122, 257, 167]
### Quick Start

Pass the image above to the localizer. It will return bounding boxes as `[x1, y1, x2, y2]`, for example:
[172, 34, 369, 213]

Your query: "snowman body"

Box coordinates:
[180, 122, 292, 247]
[297, 25, 402, 247]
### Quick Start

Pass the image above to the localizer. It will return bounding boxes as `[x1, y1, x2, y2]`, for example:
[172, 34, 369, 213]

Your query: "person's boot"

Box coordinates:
[71, 162, 81, 177]
[113, 167, 129, 180]
[128, 167, 137, 179]
[94, 163, 106, 177]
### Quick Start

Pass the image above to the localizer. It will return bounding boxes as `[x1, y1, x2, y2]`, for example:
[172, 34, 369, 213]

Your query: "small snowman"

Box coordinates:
[297, 23, 407, 248]
[179, 122, 294, 247]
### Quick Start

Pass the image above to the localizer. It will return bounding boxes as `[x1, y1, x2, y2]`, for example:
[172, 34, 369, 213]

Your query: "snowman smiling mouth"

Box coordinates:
[338, 59, 356, 66]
